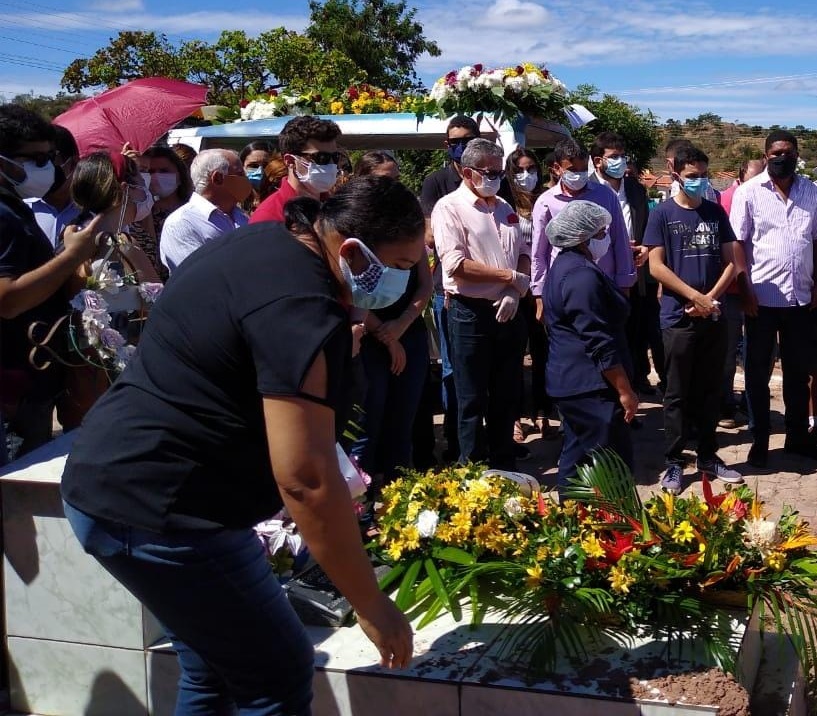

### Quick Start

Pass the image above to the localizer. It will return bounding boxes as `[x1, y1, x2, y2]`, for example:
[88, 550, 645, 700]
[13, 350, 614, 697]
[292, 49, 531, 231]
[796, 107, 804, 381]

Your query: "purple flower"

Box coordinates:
[100, 327, 126, 351]
[138, 282, 164, 303]
[71, 289, 108, 315]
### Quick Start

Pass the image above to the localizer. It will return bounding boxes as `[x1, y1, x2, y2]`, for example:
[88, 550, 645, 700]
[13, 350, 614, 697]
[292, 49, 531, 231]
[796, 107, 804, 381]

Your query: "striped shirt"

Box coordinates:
[729, 171, 817, 308]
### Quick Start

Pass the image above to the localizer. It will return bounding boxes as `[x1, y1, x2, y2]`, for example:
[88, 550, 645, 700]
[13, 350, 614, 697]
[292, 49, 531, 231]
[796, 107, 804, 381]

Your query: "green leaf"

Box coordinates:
[424, 558, 453, 612]
[432, 546, 476, 565]
[378, 564, 405, 592]
[395, 558, 423, 611]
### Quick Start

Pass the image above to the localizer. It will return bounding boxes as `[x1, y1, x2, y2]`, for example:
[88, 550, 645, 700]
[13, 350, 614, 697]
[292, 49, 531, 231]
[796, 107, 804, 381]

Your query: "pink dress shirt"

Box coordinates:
[431, 184, 529, 300]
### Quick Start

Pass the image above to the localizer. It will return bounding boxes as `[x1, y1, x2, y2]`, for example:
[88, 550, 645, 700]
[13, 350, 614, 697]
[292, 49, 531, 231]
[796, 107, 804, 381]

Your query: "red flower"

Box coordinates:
[239, 99, 249, 108]
[506, 213, 519, 225]
[600, 531, 635, 563]
[515, 65, 524, 75]
[542, 68, 550, 78]
[537, 491, 547, 516]
[269, 89, 278, 98]
[313, 94, 322, 102]
[473, 63, 483, 74]
[348, 87, 359, 99]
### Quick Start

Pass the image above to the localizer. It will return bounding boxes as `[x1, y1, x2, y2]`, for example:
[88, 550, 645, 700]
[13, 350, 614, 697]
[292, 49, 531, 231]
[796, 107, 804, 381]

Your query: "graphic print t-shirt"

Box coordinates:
[643, 198, 736, 329]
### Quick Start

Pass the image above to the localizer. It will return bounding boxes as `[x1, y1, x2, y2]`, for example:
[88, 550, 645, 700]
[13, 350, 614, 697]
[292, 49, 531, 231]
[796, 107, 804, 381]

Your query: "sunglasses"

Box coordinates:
[9, 150, 56, 167]
[295, 151, 342, 166]
[447, 136, 477, 148]
[468, 166, 505, 181]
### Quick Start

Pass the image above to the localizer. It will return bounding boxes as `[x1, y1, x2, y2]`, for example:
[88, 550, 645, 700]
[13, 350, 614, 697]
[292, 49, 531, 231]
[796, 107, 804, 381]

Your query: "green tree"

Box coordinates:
[306, 0, 441, 91]
[11, 92, 86, 120]
[568, 84, 660, 171]
[61, 31, 186, 93]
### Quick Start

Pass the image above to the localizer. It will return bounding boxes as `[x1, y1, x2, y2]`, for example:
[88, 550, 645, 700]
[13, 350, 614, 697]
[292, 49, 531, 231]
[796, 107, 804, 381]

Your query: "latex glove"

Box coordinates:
[493, 293, 519, 323]
[510, 270, 530, 296]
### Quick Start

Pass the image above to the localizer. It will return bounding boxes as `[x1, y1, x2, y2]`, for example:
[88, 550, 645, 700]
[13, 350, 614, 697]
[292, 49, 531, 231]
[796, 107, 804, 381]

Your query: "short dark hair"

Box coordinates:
[664, 138, 693, 159]
[446, 115, 479, 139]
[319, 175, 424, 248]
[590, 131, 626, 160]
[278, 116, 341, 156]
[0, 104, 55, 155]
[354, 150, 397, 177]
[673, 145, 709, 174]
[553, 138, 588, 164]
[52, 125, 79, 161]
[239, 140, 275, 163]
[765, 129, 798, 152]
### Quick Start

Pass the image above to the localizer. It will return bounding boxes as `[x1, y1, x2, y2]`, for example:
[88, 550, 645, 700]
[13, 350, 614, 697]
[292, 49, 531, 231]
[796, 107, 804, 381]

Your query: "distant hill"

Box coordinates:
[652, 115, 817, 176]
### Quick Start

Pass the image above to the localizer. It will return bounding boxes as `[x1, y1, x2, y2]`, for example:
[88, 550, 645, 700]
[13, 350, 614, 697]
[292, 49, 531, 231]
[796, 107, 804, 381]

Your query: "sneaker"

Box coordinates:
[661, 464, 684, 495]
[697, 457, 744, 484]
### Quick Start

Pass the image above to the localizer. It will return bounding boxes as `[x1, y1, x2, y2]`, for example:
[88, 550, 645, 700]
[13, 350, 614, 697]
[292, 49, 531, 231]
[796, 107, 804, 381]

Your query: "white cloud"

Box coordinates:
[474, 0, 549, 28]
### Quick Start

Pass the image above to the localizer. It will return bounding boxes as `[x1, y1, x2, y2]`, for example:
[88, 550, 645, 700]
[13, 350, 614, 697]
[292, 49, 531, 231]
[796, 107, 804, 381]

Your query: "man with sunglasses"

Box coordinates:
[250, 116, 342, 225]
[0, 105, 100, 463]
[431, 138, 531, 470]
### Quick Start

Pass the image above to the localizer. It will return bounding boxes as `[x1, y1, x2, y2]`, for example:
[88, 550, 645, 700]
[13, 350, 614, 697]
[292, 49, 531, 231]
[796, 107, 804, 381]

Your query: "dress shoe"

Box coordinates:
[747, 442, 768, 468]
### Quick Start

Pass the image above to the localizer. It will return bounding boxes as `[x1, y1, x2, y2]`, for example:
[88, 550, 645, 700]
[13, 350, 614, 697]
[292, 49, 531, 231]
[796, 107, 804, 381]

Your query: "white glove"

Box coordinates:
[493, 293, 519, 323]
[510, 270, 531, 295]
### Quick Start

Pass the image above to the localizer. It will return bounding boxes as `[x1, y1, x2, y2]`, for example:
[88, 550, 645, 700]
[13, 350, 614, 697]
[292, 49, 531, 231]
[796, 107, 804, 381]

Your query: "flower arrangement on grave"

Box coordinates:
[327, 84, 404, 115]
[413, 62, 569, 126]
[239, 89, 327, 120]
[68, 233, 163, 380]
[373, 451, 817, 679]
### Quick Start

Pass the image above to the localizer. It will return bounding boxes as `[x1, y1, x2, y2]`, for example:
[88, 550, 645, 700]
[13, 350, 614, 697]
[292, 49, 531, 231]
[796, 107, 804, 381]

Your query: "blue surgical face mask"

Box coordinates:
[339, 238, 411, 310]
[246, 167, 263, 189]
[603, 156, 627, 179]
[680, 176, 710, 199]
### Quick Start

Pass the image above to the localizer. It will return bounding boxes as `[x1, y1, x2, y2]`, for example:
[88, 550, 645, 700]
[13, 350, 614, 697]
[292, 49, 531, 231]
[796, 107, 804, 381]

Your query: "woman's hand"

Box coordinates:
[356, 592, 414, 669]
[374, 318, 407, 346]
[387, 340, 406, 375]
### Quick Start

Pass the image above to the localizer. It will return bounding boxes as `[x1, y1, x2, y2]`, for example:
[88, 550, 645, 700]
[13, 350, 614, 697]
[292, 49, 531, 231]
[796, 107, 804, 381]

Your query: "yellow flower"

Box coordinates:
[764, 551, 786, 571]
[360, 91, 371, 100]
[609, 564, 635, 594]
[697, 542, 707, 564]
[672, 520, 695, 544]
[561, 500, 578, 517]
[387, 542, 404, 561]
[401, 525, 421, 552]
[581, 534, 605, 559]
[536, 545, 550, 561]
[525, 563, 543, 588]
[330, 101, 345, 114]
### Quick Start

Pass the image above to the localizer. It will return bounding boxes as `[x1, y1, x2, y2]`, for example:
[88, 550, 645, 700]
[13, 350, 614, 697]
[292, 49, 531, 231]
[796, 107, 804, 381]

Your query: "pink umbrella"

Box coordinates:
[54, 77, 209, 157]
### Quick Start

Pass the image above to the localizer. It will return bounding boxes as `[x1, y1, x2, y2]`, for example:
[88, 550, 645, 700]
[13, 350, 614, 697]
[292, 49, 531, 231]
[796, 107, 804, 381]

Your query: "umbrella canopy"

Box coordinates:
[54, 77, 209, 157]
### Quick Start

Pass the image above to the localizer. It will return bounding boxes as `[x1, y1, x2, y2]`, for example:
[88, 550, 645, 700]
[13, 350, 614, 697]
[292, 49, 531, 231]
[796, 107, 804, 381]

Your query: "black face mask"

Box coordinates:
[767, 155, 797, 180]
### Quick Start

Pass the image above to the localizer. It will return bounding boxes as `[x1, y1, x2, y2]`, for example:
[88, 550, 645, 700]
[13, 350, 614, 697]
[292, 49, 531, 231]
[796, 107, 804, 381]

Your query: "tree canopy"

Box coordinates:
[59, 0, 439, 106]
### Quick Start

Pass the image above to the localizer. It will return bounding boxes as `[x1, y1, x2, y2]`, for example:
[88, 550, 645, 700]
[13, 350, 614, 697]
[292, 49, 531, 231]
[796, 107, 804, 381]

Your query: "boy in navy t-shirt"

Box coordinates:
[644, 145, 744, 494]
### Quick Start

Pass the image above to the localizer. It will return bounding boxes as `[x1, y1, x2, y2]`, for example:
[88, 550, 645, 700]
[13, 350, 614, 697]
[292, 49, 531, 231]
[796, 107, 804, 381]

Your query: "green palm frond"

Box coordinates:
[563, 448, 643, 521]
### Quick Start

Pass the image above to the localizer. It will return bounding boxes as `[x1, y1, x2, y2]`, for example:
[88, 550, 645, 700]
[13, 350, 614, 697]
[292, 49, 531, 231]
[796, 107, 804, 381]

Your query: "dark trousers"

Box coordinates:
[64, 501, 314, 716]
[519, 294, 551, 419]
[433, 293, 459, 458]
[720, 293, 744, 415]
[555, 389, 633, 491]
[744, 305, 813, 444]
[630, 281, 666, 386]
[662, 316, 727, 464]
[448, 295, 525, 470]
[351, 321, 428, 480]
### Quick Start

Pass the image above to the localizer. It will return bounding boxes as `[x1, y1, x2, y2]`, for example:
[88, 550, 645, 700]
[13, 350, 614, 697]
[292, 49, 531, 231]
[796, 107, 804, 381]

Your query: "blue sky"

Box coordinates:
[1, 0, 816, 128]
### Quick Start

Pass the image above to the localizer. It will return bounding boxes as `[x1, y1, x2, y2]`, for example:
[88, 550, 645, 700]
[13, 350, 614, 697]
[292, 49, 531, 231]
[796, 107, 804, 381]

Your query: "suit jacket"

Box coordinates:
[589, 172, 649, 244]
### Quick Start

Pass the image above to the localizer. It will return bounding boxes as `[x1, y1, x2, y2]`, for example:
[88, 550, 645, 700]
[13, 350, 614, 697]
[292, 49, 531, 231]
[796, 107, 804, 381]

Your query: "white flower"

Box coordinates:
[81, 313, 108, 346]
[504, 75, 528, 94]
[430, 81, 451, 102]
[138, 282, 164, 303]
[90, 260, 124, 292]
[526, 71, 543, 87]
[503, 496, 524, 518]
[743, 518, 780, 556]
[416, 509, 439, 538]
[456, 66, 474, 83]
[256, 519, 305, 557]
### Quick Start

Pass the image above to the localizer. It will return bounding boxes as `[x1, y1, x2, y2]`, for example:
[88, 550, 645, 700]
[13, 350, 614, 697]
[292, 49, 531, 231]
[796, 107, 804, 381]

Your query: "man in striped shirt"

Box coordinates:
[730, 130, 817, 467]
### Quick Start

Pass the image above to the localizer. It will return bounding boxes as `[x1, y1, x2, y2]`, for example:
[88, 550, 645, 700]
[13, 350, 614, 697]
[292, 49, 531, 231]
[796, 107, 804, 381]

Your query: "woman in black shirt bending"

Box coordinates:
[61, 176, 422, 715]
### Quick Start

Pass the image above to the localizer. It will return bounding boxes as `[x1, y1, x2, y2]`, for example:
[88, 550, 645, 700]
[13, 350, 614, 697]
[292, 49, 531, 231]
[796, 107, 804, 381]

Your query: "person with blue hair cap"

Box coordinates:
[543, 200, 638, 495]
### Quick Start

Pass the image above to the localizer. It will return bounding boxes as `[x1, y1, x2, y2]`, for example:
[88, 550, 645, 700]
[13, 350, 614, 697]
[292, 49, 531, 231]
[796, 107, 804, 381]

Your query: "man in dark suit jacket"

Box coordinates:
[589, 131, 664, 397]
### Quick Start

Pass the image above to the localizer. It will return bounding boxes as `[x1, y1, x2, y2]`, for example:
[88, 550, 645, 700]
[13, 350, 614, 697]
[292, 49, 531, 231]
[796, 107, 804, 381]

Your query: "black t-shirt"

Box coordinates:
[643, 198, 736, 329]
[62, 223, 353, 532]
[419, 165, 461, 217]
[0, 187, 65, 389]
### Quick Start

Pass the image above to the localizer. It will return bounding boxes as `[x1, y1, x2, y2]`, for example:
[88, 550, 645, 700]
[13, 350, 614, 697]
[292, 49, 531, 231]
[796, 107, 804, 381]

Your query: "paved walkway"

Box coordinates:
[519, 369, 817, 524]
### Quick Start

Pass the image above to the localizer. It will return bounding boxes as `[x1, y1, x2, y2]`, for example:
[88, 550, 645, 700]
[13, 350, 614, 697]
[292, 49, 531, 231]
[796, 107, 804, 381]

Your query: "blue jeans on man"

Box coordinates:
[64, 501, 314, 716]
[433, 292, 459, 460]
[447, 295, 525, 470]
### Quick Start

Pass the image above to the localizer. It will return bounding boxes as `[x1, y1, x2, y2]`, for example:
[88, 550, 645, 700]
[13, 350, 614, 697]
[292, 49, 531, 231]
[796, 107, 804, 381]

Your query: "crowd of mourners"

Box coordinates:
[2, 101, 817, 712]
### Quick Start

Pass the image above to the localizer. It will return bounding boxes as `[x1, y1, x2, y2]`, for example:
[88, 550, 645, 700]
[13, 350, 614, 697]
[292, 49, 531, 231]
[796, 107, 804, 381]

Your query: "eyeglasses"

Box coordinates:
[446, 136, 477, 148]
[295, 151, 342, 166]
[9, 150, 56, 167]
[468, 166, 505, 181]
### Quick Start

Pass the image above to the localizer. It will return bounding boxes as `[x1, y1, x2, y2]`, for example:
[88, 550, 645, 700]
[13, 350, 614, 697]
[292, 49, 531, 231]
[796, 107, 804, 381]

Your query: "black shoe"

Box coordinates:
[747, 441, 768, 468]
[783, 439, 817, 460]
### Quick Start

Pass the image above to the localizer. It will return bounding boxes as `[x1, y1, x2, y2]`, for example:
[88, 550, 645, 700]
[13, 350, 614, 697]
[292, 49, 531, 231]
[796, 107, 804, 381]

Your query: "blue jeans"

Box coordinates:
[433, 293, 458, 456]
[63, 501, 314, 716]
[448, 295, 525, 469]
[351, 320, 428, 480]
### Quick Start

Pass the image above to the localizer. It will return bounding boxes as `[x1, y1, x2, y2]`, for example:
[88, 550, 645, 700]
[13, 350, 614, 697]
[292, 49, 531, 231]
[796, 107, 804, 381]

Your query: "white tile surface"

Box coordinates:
[0, 432, 73, 483]
[7, 637, 147, 716]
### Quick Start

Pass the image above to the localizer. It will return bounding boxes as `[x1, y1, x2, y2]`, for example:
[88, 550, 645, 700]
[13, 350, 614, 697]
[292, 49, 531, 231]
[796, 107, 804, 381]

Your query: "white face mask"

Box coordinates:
[470, 169, 501, 198]
[295, 158, 338, 193]
[514, 170, 538, 192]
[130, 174, 154, 221]
[561, 169, 588, 192]
[152, 173, 179, 199]
[588, 232, 611, 262]
[0, 155, 55, 200]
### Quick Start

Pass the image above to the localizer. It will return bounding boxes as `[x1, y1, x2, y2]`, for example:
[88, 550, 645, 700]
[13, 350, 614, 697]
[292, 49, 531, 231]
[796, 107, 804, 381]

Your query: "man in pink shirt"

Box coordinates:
[431, 138, 530, 469]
